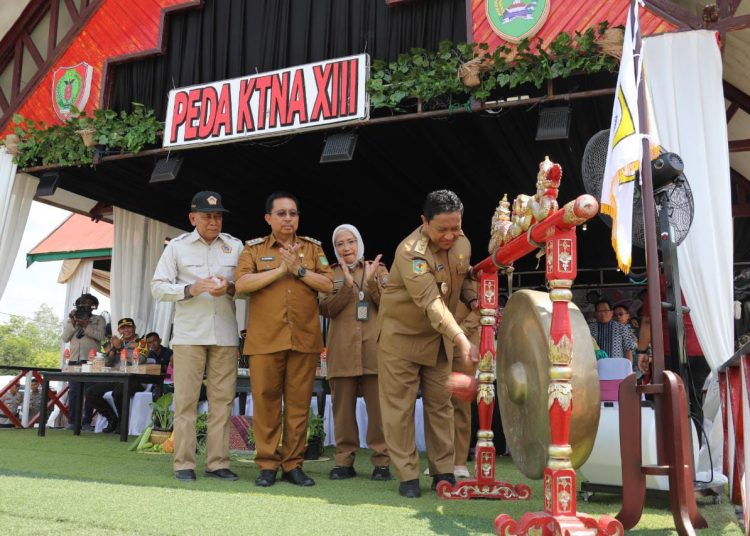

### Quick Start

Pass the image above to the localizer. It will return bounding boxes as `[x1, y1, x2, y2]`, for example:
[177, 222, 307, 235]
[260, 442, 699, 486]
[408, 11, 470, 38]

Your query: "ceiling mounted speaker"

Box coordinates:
[150, 155, 184, 183]
[36, 171, 60, 196]
[535, 105, 572, 141]
[320, 132, 358, 163]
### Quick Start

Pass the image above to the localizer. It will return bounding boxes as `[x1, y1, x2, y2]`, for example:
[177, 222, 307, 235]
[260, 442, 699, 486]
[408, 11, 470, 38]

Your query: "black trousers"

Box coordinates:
[85, 382, 145, 421]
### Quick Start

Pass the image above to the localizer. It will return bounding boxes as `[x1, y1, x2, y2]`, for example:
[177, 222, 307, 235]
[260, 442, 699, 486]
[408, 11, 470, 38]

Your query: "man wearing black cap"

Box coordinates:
[152, 191, 242, 482]
[87, 317, 144, 433]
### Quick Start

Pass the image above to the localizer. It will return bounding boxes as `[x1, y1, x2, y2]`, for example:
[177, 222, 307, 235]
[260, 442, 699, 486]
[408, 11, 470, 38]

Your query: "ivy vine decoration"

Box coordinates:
[7, 103, 162, 169]
[367, 22, 619, 111]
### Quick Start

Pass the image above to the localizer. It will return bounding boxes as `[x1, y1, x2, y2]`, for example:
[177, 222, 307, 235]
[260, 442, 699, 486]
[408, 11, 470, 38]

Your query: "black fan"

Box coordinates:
[581, 129, 694, 248]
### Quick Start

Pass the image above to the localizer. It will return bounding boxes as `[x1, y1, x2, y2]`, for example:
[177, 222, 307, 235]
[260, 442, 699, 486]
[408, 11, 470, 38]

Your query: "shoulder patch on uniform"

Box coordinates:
[299, 236, 322, 246]
[413, 259, 428, 274]
[319, 254, 330, 266]
[245, 237, 265, 247]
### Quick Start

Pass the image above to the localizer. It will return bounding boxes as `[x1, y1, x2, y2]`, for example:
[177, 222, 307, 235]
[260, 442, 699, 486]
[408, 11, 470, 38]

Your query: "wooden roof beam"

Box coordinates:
[643, 0, 701, 28]
[724, 81, 750, 116]
[730, 139, 750, 152]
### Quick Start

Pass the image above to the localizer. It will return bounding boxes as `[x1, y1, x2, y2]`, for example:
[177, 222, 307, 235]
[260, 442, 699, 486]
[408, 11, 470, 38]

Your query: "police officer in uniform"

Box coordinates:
[151, 191, 242, 482]
[235, 192, 334, 487]
[378, 189, 479, 498]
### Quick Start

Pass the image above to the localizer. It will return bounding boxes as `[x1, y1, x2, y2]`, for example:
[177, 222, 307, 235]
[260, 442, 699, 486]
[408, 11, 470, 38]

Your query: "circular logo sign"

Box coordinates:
[486, 0, 551, 44]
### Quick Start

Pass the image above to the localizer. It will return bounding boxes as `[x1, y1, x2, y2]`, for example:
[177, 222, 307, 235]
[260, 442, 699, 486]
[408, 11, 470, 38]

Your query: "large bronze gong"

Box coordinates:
[496, 289, 600, 479]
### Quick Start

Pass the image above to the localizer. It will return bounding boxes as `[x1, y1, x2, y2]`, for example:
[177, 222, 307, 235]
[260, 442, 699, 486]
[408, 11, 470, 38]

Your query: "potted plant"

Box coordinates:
[304, 408, 325, 460]
[149, 392, 174, 444]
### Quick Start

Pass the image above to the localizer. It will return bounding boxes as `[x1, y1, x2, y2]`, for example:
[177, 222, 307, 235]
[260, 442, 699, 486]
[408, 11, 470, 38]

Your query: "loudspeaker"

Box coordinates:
[535, 105, 572, 141]
[150, 155, 184, 183]
[320, 132, 358, 163]
[36, 171, 60, 196]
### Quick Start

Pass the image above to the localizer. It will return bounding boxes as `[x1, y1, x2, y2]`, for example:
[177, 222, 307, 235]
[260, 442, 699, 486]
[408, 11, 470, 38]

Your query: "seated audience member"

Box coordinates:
[0, 383, 20, 427]
[613, 304, 638, 351]
[86, 318, 145, 433]
[589, 299, 635, 361]
[27, 378, 42, 418]
[145, 332, 173, 374]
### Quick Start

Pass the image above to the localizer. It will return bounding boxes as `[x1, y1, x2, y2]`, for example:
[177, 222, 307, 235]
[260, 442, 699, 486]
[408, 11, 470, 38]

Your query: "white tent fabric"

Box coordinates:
[112, 208, 174, 332]
[0, 147, 37, 301]
[643, 30, 733, 373]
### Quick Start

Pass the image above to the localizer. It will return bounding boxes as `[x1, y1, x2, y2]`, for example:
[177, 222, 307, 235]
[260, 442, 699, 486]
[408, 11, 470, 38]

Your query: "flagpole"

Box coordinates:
[632, 0, 667, 462]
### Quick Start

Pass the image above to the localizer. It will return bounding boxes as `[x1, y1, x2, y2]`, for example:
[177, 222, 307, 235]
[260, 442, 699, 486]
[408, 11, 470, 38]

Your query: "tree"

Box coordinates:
[0, 304, 62, 369]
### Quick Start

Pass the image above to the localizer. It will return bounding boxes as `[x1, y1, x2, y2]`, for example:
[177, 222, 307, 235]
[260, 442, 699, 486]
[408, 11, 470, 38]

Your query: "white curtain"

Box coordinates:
[0, 148, 37, 301]
[643, 31, 734, 373]
[112, 209, 174, 334]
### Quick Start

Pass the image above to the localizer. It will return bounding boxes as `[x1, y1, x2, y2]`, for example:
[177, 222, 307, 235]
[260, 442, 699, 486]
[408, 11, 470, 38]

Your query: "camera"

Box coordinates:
[73, 293, 99, 322]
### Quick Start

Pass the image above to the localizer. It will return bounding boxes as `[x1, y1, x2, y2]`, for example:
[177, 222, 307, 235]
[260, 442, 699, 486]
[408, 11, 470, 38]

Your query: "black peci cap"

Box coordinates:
[190, 191, 230, 213]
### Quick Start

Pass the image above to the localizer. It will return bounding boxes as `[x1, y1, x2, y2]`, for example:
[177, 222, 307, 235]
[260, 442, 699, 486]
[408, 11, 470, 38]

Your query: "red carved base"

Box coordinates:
[437, 444, 531, 500]
[495, 512, 624, 536]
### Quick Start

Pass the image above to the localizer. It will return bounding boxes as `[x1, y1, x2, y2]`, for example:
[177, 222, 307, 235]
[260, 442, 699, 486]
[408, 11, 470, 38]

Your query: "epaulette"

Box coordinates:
[245, 237, 265, 247]
[171, 232, 191, 242]
[299, 236, 322, 246]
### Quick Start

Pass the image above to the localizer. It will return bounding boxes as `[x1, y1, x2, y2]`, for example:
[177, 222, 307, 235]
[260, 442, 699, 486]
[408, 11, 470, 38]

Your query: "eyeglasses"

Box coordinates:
[334, 239, 357, 249]
[270, 210, 299, 218]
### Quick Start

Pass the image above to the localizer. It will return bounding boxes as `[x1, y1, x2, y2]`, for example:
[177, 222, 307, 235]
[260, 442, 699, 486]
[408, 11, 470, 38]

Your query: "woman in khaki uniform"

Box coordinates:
[319, 224, 391, 481]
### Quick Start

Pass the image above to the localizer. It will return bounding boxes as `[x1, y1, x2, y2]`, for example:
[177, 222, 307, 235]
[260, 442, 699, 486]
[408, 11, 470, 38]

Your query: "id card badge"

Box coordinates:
[356, 296, 369, 321]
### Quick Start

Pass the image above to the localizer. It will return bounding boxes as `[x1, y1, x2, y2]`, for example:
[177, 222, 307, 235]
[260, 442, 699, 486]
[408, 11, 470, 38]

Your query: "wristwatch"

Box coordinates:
[184, 284, 193, 299]
[296, 266, 307, 278]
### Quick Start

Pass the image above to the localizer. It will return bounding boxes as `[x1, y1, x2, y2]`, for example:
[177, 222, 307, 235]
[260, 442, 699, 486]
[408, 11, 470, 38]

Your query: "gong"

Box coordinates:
[496, 289, 600, 479]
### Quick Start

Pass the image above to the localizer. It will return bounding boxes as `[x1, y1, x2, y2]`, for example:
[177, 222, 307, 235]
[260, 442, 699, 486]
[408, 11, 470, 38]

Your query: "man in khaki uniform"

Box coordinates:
[378, 189, 479, 498]
[235, 192, 334, 488]
[151, 191, 242, 482]
[319, 224, 390, 481]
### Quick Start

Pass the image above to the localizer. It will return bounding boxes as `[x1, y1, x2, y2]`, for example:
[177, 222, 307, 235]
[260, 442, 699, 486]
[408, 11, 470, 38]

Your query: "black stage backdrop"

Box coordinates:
[110, 0, 466, 118]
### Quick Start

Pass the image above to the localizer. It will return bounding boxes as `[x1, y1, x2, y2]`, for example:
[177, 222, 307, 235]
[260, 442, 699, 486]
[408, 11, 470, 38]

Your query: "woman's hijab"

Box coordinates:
[332, 224, 364, 269]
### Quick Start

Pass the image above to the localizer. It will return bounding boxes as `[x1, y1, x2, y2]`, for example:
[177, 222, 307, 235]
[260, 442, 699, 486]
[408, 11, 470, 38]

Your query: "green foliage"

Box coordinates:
[366, 22, 617, 111]
[8, 103, 162, 169]
[307, 408, 325, 441]
[0, 305, 62, 369]
[149, 392, 174, 430]
[196, 412, 208, 454]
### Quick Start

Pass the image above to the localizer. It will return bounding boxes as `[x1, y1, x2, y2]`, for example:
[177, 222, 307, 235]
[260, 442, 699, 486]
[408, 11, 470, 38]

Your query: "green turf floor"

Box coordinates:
[0, 428, 742, 535]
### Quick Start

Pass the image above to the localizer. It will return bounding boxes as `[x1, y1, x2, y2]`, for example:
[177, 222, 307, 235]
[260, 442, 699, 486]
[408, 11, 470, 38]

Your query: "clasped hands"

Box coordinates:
[190, 274, 230, 297]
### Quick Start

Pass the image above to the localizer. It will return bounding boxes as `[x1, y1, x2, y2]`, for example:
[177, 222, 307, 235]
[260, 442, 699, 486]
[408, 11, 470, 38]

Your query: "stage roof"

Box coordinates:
[26, 213, 112, 266]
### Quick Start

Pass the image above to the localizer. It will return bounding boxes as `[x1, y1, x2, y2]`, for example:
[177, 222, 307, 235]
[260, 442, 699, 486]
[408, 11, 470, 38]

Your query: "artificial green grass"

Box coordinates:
[0, 429, 742, 535]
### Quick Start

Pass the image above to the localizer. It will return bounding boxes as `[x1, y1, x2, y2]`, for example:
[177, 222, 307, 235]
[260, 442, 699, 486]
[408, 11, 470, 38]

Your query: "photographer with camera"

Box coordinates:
[62, 293, 106, 431]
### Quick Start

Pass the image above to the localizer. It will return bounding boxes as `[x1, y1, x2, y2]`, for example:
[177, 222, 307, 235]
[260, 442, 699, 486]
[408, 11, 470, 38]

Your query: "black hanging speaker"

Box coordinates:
[535, 104, 572, 141]
[320, 132, 358, 163]
[36, 171, 60, 196]
[150, 155, 184, 183]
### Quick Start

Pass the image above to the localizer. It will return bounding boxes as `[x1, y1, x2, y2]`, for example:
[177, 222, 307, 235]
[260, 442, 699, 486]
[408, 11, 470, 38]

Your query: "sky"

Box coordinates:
[0, 201, 110, 326]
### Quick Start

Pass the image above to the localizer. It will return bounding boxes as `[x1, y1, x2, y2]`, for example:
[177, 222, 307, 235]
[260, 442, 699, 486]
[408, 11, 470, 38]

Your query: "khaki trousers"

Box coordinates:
[249, 350, 317, 472]
[329, 375, 389, 467]
[452, 354, 476, 466]
[378, 345, 453, 481]
[172, 345, 237, 472]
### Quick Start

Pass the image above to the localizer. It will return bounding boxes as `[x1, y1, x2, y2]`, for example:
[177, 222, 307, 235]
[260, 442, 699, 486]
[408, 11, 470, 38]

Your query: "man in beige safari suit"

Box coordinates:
[378, 189, 479, 498]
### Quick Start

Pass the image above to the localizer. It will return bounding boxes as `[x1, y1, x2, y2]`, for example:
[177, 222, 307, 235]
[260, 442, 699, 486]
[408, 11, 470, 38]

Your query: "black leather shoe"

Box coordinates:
[371, 466, 392, 481]
[329, 466, 356, 480]
[175, 469, 196, 481]
[205, 468, 239, 481]
[282, 467, 315, 486]
[255, 469, 277, 487]
[399, 479, 421, 498]
[103, 417, 119, 434]
[431, 473, 456, 490]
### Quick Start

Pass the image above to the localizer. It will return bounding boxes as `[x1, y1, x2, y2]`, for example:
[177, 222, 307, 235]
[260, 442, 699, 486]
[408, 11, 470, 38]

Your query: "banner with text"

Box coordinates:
[163, 54, 369, 148]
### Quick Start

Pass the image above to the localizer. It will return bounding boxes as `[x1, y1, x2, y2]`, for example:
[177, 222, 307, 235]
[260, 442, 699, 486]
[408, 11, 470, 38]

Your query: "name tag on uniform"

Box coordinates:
[356, 299, 369, 321]
[260, 256, 275, 261]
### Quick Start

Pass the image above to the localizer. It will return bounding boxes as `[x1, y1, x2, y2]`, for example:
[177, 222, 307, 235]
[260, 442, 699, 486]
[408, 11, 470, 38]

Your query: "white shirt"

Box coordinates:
[151, 229, 242, 346]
